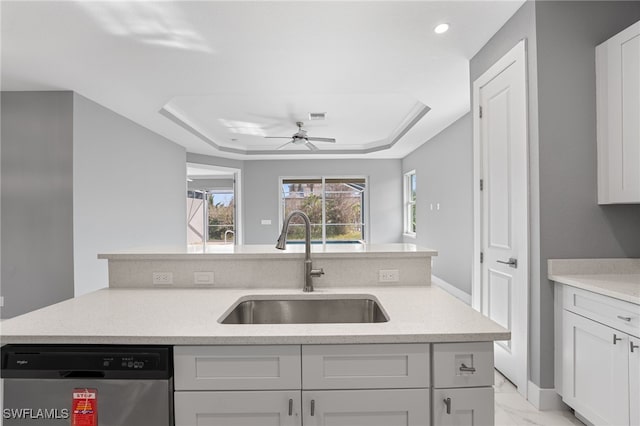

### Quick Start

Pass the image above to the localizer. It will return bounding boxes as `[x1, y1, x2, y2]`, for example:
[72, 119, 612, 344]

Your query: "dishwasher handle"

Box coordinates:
[60, 370, 106, 378]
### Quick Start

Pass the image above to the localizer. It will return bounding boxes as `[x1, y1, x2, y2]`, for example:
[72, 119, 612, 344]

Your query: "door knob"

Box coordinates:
[496, 258, 518, 268]
[631, 341, 639, 353]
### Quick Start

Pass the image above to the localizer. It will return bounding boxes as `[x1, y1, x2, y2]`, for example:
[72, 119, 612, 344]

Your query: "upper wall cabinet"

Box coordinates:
[596, 20, 640, 204]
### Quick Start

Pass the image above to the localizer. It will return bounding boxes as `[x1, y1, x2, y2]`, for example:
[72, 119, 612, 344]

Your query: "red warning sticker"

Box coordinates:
[72, 388, 97, 426]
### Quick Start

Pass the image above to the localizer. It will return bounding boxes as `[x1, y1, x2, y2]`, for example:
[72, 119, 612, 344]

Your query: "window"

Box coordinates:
[280, 177, 367, 243]
[404, 170, 416, 236]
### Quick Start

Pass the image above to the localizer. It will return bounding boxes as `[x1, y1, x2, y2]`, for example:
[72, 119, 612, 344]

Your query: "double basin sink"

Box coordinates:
[220, 296, 389, 324]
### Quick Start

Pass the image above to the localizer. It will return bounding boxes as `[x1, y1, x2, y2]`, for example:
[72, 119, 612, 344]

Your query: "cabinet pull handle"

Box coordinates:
[460, 363, 476, 373]
[310, 399, 315, 417]
[288, 398, 293, 416]
[613, 334, 623, 344]
[444, 397, 452, 415]
[617, 315, 632, 322]
[631, 341, 639, 353]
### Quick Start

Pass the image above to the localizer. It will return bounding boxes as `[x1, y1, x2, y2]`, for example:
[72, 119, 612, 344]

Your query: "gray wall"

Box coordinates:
[73, 93, 187, 296]
[242, 159, 403, 245]
[187, 153, 244, 171]
[402, 114, 473, 294]
[1, 91, 75, 318]
[534, 1, 640, 389]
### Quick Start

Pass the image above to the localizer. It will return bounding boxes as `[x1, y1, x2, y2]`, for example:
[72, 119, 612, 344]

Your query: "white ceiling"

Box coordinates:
[1, 1, 525, 160]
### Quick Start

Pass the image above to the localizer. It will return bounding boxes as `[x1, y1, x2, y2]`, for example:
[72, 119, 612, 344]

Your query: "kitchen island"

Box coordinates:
[2, 244, 510, 425]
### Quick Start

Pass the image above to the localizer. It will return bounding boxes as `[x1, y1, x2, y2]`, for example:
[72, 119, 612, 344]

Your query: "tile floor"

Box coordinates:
[494, 371, 585, 426]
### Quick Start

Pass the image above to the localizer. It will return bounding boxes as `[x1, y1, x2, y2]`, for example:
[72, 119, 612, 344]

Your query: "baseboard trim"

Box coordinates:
[431, 275, 471, 305]
[527, 381, 568, 411]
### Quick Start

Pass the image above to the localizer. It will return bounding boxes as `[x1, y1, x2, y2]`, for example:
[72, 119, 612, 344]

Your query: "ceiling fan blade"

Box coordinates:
[305, 141, 319, 151]
[307, 137, 336, 143]
[277, 140, 294, 150]
[265, 136, 292, 139]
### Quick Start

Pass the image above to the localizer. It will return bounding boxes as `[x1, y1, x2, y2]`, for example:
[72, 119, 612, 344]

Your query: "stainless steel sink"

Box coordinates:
[220, 297, 389, 324]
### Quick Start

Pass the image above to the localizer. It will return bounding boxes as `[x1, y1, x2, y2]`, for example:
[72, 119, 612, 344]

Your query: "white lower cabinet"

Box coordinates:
[556, 284, 640, 426]
[563, 311, 629, 425]
[432, 388, 494, 426]
[630, 336, 640, 426]
[174, 343, 495, 426]
[302, 389, 430, 426]
[174, 391, 301, 426]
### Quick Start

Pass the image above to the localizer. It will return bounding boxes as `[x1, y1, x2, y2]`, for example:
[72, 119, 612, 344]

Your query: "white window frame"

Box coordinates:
[403, 170, 416, 237]
[278, 176, 369, 243]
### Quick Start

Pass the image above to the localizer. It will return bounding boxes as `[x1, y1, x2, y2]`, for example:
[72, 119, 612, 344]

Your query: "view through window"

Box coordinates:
[281, 177, 366, 243]
[404, 171, 416, 235]
[187, 189, 235, 245]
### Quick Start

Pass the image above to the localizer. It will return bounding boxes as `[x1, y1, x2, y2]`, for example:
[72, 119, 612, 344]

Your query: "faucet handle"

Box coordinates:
[310, 268, 325, 278]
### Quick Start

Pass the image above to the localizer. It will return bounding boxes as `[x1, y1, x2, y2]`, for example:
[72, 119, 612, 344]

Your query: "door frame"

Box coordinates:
[471, 39, 529, 397]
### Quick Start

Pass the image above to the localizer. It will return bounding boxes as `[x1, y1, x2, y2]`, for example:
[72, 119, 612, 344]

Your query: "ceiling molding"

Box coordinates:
[160, 103, 430, 157]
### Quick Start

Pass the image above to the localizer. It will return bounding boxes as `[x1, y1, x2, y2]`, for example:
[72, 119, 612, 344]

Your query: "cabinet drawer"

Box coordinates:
[302, 343, 430, 389]
[563, 285, 639, 337]
[174, 390, 301, 426]
[302, 389, 430, 426]
[432, 342, 494, 388]
[174, 345, 301, 390]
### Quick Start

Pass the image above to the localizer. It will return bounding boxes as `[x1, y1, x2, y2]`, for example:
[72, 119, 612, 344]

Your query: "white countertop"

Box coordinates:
[0, 286, 509, 345]
[548, 258, 640, 305]
[98, 243, 438, 260]
[549, 274, 640, 305]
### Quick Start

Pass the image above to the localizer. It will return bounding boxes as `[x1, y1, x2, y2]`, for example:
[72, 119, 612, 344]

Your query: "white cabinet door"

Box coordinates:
[174, 390, 301, 426]
[597, 19, 640, 204]
[562, 311, 629, 425]
[302, 389, 430, 426]
[630, 336, 640, 426]
[432, 387, 493, 426]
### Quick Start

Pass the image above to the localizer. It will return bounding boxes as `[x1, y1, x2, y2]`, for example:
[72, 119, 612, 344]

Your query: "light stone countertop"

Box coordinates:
[548, 258, 640, 305]
[98, 243, 438, 260]
[0, 286, 509, 345]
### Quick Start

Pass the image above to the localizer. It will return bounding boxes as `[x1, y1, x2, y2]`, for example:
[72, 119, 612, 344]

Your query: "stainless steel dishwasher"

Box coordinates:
[1, 345, 173, 426]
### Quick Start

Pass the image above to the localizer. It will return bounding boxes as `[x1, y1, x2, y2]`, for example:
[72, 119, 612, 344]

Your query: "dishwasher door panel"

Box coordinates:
[3, 378, 173, 426]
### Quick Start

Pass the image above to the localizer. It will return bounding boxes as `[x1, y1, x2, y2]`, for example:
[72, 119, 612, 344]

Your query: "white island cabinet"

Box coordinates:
[174, 342, 495, 426]
[597, 19, 640, 204]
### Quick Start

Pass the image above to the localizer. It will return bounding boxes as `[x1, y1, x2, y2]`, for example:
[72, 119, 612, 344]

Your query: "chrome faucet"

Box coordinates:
[276, 211, 324, 292]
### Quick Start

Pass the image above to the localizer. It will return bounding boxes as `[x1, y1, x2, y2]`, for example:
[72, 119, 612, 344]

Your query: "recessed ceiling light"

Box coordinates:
[309, 112, 326, 121]
[434, 23, 450, 34]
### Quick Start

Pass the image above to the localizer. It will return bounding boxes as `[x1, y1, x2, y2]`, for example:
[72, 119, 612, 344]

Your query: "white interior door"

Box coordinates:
[472, 40, 529, 397]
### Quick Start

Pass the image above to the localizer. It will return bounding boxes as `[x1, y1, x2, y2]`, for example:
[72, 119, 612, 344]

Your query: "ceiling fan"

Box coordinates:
[265, 121, 336, 151]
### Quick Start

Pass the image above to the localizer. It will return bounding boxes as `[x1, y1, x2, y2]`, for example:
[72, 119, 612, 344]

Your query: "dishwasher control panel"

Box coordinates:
[1, 345, 172, 379]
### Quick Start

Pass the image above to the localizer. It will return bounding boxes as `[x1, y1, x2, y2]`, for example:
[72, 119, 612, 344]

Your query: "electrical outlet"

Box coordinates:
[194, 271, 214, 286]
[152, 272, 173, 285]
[0, 296, 4, 307]
[379, 269, 399, 282]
